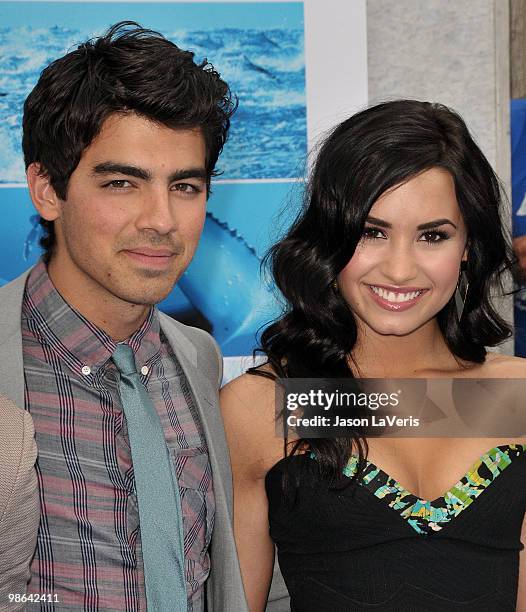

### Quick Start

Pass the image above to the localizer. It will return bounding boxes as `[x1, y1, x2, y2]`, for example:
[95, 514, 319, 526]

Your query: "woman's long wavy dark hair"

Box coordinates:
[250, 100, 517, 485]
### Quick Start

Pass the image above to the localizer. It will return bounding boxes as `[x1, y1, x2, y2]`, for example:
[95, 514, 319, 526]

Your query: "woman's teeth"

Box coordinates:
[370, 286, 423, 303]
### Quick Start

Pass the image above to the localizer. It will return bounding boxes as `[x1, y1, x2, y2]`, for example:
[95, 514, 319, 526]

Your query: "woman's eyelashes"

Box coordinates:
[361, 226, 452, 244]
[361, 226, 385, 241]
[419, 229, 451, 243]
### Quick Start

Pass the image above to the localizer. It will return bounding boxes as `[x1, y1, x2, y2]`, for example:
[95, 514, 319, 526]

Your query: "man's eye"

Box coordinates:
[104, 180, 131, 189]
[172, 183, 202, 194]
[361, 227, 385, 240]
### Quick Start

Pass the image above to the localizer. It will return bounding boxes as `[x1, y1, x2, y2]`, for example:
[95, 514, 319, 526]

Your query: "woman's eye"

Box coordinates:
[361, 227, 385, 240]
[420, 230, 449, 243]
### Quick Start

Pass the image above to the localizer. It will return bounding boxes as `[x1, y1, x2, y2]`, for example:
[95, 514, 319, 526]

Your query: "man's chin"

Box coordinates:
[115, 283, 176, 308]
[123, 267, 182, 300]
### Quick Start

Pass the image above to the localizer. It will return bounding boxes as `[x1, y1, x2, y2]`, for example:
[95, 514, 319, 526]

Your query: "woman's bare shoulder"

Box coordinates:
[221, 364, 278, 405]
[482, 351, 526, 377]
[220, 366, 285, 477]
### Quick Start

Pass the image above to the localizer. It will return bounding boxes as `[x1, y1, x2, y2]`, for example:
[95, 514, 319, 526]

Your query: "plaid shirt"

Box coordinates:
[21, 262, 214, 611]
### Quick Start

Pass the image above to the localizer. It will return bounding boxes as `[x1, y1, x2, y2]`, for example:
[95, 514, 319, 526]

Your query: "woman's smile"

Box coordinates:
[338, 168, 468, 338]
[366, 283, 429, 311]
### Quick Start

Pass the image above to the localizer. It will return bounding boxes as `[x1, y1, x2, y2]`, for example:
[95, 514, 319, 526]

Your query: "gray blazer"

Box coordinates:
[0, 269, 290, 612]
[0, 395, 39, 612]
[0, 270, 250, 611]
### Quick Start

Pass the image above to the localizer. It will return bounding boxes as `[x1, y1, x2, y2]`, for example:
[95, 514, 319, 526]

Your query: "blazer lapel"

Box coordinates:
[159, 318, 234, 512]
[0, 269, 32, 408]
[160, 318, 247, 611]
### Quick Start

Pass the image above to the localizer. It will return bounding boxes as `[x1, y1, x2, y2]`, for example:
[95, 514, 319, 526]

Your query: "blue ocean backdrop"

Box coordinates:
[0, 3, 306, 356]
[0, 2, 307, 182]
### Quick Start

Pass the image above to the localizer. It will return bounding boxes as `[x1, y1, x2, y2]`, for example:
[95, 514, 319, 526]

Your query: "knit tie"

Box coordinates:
[112, 343, 186, 611]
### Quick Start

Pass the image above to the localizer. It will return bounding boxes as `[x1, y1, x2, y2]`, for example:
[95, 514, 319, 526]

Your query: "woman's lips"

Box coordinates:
[366, 284, 428, 311]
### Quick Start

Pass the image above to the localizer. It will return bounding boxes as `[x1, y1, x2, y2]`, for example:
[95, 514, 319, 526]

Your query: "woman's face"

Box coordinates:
[337, 167, 468, 338]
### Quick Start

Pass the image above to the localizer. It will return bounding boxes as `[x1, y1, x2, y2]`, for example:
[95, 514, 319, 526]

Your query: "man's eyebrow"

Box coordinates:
[366, 216, 457, 230]
[168, 168, 208, 183]
[92, 162, 151, 180]
[91, 163, 208, 184]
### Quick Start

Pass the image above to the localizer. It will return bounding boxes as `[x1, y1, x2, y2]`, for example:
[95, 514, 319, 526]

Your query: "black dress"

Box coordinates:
[265, 445, 526, 611]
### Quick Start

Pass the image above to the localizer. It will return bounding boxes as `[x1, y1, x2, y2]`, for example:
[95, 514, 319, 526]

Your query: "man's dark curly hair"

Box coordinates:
[22, 20, 237, 261]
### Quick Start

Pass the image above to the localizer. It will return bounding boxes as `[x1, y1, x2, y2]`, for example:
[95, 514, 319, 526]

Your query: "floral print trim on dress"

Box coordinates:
[341, 444, 526, 535]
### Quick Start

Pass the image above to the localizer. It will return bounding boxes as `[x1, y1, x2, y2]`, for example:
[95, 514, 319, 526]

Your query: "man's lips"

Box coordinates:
[122, 247, 179, 268]
[366, 283, 429, 311]
[124, 247, 176, 257]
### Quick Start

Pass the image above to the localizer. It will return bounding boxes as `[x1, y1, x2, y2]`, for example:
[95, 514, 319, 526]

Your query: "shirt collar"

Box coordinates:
[23, 261, 162, 377]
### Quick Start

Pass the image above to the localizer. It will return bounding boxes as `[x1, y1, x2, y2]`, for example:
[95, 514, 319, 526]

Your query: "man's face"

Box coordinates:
[46, 113, 207, 308]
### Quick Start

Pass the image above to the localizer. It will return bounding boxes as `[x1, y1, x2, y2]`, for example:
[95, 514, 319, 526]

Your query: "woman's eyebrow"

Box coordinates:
[366, 216, 457, 230]
[417, 218, 457, 230]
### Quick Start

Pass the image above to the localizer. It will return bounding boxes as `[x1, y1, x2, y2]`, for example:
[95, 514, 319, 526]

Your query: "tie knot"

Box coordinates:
[112, 344, 137, 375]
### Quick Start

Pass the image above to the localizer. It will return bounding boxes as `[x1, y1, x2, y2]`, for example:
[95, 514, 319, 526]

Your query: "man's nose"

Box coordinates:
[136, 188, 176, 235]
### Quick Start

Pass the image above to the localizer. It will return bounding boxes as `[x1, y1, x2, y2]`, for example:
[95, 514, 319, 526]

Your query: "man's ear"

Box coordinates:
[26, 163, 62, 221]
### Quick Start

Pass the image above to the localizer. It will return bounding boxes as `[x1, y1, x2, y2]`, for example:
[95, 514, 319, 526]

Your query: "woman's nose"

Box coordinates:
[380, 245, 418, 285]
